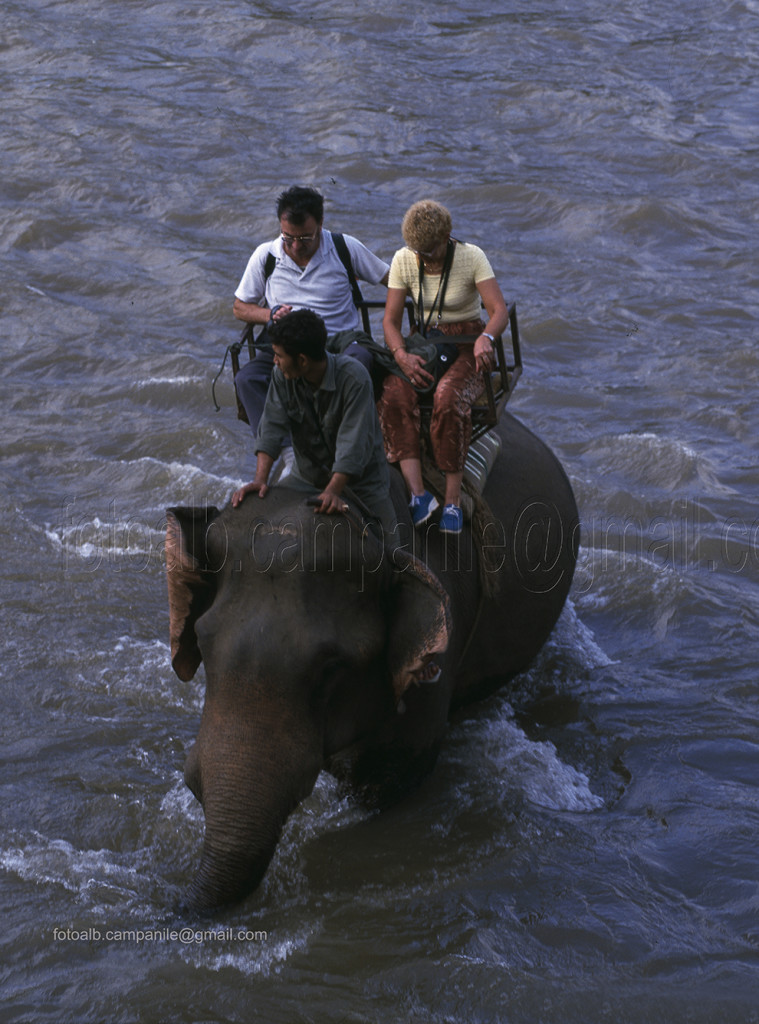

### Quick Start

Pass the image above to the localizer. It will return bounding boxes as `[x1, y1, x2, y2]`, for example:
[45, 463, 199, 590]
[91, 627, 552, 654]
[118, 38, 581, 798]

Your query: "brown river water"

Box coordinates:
[2, 1, 759, 1021]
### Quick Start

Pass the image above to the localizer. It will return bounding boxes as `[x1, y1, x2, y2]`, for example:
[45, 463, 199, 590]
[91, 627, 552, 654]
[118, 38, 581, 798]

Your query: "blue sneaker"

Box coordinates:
[440, 503, 463, 534]
[409, 490, 438, 527]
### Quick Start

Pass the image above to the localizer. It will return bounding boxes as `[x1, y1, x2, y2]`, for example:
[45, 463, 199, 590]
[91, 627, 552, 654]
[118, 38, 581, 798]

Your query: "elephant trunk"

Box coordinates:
[183, 816, 282, 913]
[181, 719, 321, 913]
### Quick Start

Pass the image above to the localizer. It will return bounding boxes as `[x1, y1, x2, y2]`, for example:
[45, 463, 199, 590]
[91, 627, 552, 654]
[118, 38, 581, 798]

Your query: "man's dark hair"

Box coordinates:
[276, 185, 324, 226]
[269, 309, 327, 362]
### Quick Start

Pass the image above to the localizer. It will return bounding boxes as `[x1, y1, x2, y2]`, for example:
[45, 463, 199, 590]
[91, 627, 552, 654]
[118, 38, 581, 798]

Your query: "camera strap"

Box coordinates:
[417, 239, 455, 337]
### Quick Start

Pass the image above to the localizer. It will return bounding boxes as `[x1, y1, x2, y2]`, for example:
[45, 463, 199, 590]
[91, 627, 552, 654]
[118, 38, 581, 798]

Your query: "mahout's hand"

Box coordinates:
[231, 480, 268, 507]
[312, 489, 349, 515]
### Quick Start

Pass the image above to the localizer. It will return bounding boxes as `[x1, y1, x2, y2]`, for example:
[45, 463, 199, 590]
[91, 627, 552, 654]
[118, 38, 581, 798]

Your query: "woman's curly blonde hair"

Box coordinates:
[401, 200, 452, 253]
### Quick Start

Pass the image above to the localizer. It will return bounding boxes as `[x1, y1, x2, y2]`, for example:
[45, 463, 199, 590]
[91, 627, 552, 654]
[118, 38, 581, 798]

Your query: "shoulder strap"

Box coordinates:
[263, 236, 363, 310]
[331, 232, 364, 310]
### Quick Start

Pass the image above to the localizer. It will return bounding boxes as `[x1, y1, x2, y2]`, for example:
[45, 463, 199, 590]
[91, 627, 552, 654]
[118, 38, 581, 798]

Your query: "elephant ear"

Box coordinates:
[165, 506, 220, 682]
[386, 549, 451, 703]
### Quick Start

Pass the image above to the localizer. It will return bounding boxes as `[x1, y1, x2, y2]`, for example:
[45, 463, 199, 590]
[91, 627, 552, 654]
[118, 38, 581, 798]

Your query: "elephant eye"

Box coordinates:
[321, 655, 349, 684]
[311, 655, 350, 707]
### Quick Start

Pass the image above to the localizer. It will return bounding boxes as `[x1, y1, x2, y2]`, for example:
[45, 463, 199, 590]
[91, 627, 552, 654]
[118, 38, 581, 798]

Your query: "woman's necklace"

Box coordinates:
[422, 257, 444, 274]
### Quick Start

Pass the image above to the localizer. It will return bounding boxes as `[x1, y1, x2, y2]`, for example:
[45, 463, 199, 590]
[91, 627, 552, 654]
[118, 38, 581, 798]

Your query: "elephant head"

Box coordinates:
[165, 493, 450, 911]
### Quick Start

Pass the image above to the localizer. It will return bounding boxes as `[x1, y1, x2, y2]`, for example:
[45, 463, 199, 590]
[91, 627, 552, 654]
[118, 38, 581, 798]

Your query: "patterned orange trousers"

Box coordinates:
[377, 321, 486, 474]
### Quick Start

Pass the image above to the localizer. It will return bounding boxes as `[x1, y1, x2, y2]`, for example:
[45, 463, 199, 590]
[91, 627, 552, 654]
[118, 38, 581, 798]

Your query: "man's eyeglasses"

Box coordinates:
[281, 232, 318, 246]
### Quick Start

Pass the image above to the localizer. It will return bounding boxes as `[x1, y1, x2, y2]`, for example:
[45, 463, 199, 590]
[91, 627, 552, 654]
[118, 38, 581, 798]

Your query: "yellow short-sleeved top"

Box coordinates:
[388, 241, 495, 325]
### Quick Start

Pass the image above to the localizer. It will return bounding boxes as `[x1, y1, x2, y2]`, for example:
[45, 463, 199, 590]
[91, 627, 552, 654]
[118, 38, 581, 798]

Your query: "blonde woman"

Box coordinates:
[378, 200, 509, 533]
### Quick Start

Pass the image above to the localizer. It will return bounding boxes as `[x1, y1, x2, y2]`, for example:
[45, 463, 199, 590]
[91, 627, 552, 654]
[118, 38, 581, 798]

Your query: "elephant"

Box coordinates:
[165, 412, 579, 911]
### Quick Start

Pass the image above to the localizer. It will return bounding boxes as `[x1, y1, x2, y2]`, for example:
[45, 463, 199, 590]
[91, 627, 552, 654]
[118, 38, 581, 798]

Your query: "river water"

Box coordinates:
[2, 1, 758, 1021]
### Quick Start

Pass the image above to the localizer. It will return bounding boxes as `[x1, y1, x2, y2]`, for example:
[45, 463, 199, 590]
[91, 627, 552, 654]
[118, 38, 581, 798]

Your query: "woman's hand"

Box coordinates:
[383, 286, 434, 388]
[474, 334, 496, 374]
[395, 348, 435, 388]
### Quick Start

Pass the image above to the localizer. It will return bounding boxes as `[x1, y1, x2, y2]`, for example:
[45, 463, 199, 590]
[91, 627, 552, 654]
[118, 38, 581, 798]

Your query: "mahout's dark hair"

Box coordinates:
[276, 185, 324, 226]
[268, 308, 327, 362]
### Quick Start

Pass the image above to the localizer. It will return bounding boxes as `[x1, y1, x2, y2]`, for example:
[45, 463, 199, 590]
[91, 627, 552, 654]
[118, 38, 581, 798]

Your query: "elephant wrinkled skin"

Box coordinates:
[165, 412, 579, 911]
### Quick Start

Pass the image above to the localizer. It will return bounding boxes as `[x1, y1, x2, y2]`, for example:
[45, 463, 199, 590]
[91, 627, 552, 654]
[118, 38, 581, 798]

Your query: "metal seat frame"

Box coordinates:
[225, 300, 522, 441]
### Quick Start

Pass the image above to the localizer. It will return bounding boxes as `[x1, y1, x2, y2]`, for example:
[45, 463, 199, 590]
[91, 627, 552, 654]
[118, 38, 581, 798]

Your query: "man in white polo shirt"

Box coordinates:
[233, 185, 389, 431]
